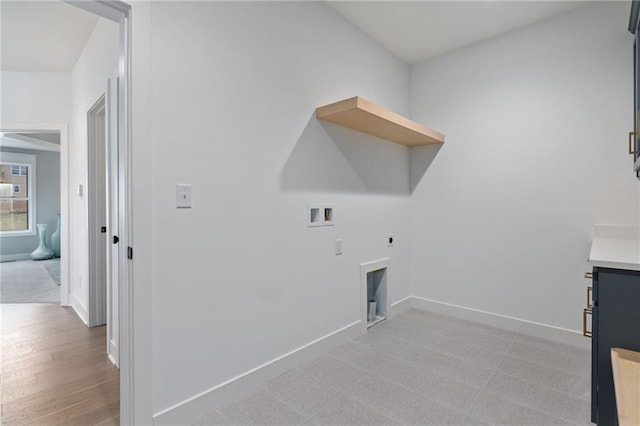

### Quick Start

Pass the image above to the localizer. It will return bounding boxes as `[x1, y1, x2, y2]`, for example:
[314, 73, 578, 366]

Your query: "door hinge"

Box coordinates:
[101, 226, 107, 233]
[127, 246, 133, 260]
[113, 235, 119, 244]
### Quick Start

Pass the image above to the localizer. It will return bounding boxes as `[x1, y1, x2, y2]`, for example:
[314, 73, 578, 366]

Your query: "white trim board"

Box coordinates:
[70, 294, 89, 327]
[153, 320, 362, 426]
[390, 296, 412, 317]
[410, 296, 590, 349]
[0, 253, 31, 262]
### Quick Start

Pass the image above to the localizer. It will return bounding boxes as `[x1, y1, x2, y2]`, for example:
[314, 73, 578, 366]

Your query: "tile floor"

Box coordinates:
[194, 309, 592, 426]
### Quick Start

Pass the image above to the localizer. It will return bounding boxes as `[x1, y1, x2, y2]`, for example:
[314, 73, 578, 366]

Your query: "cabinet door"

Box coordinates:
[630, 0, 640, 176]
[596, 269, 640, 425]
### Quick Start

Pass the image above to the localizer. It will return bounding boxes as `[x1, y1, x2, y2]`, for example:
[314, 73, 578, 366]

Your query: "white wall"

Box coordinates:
[0, 72, 71, 124]
[69, 18, 118, 318]
[0, 147, 60, 257]
[409, 3, 639, 333]
[148, 1, 411, 415]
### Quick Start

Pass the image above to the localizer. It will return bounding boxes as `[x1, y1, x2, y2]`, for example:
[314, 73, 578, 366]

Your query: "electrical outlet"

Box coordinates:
[387, 234, 394, 247]
[335, 238, 343, 255]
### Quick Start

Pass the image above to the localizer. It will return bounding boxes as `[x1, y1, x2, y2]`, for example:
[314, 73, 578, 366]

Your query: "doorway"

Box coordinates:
[0, 0, 134, 422]
[0, 132, 62, 303]
[87, 90, 119, 367]
[68, 2, 133, 422]
[0, 126, 68, 305]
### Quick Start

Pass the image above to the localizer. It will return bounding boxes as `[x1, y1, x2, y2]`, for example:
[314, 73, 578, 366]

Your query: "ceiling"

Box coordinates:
[327, 1, 591, 65]
[0, 132, 61, 152]
[1, 1, 592, 71]
[1, 1, 99, 71]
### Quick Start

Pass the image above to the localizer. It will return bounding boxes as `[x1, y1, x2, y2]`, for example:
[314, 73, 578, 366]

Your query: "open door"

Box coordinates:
[106, 77, 119, 368]
[87, 96, 108, 328]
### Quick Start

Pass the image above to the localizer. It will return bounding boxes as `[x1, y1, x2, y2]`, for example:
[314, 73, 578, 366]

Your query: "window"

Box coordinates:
[11, 165, 27, 176]
[0, 153, 36, 236]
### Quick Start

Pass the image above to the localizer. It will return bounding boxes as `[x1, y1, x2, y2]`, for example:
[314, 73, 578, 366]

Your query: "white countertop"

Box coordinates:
[589, 225, 640, 271]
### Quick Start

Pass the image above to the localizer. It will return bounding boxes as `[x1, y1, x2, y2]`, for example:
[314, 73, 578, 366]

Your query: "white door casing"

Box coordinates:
[65, 1, 149, 423]
[106, 77, 120, 367]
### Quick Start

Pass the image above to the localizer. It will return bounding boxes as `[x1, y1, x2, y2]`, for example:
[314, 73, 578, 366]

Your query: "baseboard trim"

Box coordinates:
[107, 353, 117, 368]
[390, 296, 412, 317]
[0, 253, 31, 262]
[153, 320, 362, 425]
[410, 296, 589, 349]
[70, 294, 89, 327]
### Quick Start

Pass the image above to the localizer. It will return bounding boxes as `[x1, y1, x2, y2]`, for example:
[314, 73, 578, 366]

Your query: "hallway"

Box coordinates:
[1, 303, 119, 425]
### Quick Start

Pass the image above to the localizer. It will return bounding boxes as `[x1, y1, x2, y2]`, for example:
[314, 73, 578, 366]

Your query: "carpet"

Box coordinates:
[43, 259, 61, 285]
[0, 258, 60, 303]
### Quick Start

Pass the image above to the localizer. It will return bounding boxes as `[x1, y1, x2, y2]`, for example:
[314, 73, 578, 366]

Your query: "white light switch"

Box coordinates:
[335, 238, 343, 255]
[77, 184, 83, 197]
[176, 184, 192, 208]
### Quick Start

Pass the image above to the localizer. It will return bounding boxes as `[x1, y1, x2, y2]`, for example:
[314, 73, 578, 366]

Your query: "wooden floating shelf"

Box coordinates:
[315, 96, 444, 147]
[611, 348, 640, 426]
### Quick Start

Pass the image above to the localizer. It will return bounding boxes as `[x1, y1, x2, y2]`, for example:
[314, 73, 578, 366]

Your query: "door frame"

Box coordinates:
[0, 122, 69, 305]
[87, 95, 107, 328]
[66, 0, 136, 423]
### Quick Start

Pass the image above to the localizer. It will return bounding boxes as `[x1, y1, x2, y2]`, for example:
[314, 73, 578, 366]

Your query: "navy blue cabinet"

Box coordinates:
[629, 1, 640, 177]
[590, 267, 640, 425]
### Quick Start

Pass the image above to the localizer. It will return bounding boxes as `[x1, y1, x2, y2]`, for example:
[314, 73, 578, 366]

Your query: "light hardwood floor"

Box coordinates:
[1, 304, 119, 425]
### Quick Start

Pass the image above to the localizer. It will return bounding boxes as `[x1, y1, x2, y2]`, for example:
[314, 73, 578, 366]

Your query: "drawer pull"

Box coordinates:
[584, 272, 593, 279]
[587, 286, 593, 309]
[583, 308, 593, 338]
[630, 131, 637, 155]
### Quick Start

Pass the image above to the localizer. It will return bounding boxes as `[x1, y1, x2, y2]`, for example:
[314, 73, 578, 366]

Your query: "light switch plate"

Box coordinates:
[335, 238, 343, 255]
[176, 184, 192, 208]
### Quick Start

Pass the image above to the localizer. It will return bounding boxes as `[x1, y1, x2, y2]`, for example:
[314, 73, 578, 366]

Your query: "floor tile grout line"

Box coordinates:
[277, 356, 382, 422]
[464, 331, 516, 417]
[295, 356, 401, 426]
[261, 385, 318, 422]
[512, 333, 590, 361]
[480, 386, 582, 426]
[500, 349, 589, 379]
[499, 351, 589, 380]
[345, 370, 465, 426]
[394, 338, 505, 379]
[410, 327, 514, 357]
[485, 365, 592, 405]
[362, 358, 471, 418]
[477, 332, 590, 425]
[389, 343, 490, 390]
